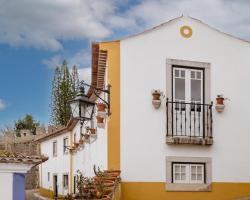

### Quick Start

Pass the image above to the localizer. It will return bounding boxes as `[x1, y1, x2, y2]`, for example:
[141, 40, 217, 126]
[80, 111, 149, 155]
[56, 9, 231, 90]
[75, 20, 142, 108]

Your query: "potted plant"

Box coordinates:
[216, 95, 224, 105]
[74, 142, 79, 148]
[97, 116, 105, 128]
[152, 90, 161, 100]
[79, 135, 84, 145]
[215, 94, 225, 113]
[152, 89, 162, 109]
[87, 127, 96, 135]
[97, 103, 106, 112]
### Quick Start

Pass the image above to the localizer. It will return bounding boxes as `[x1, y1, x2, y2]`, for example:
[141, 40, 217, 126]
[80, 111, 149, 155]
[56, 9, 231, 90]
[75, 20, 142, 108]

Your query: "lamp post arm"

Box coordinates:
[80, 81, 111, 116]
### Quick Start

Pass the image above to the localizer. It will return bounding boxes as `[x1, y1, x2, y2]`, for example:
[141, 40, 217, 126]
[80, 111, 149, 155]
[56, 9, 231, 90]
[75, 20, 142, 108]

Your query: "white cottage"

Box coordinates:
[39, 16, 250, 200]
[0, 150, 47, 200]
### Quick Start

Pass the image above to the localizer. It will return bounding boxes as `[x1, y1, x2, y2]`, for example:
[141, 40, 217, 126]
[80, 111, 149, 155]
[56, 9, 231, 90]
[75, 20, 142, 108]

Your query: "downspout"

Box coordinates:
[69, 130, 73, 194]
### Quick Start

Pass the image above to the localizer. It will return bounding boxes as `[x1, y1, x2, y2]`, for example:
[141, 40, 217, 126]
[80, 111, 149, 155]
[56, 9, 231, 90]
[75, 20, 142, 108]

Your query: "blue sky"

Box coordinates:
[0, 0, 250, 128]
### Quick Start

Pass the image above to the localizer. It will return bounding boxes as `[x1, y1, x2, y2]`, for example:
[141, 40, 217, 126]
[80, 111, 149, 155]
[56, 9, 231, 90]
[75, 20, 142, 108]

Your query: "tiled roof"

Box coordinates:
[0, 150, 48, 165]
[36, 118, 78, 142]
[87, 42, 108, 101]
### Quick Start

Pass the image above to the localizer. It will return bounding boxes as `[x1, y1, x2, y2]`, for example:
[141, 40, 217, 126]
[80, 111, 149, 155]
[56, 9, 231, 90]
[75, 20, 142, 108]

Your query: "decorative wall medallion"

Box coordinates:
[180, 26, 193, 38]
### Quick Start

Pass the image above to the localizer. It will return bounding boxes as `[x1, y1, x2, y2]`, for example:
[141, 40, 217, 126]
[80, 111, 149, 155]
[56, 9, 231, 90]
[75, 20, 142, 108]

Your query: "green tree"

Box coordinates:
[71, 65, 80, 96]
[15, 114, 40, 136]
[50, 61, 79, 126]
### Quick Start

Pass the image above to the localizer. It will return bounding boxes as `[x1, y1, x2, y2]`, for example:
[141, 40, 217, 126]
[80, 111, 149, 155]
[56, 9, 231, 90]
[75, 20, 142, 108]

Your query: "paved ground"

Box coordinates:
[26, 190, 52, 200]
[26, 190, 39, 200]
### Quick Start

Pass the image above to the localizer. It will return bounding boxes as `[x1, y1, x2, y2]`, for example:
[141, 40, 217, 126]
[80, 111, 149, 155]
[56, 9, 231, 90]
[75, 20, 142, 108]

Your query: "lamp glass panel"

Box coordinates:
[70, 101, 79, 118]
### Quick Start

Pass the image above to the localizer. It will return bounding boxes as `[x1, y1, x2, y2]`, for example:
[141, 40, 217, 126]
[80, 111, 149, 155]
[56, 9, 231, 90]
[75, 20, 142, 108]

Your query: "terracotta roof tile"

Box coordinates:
[0, 150, 48, 165]
[87, 42, 108, 101]
[36, 118, 78, 142]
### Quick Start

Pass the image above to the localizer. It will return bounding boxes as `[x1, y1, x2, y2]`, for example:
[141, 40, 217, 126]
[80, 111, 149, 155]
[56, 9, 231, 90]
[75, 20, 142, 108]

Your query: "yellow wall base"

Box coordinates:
[121, 182, 250, 200]
[39, 188, 54, 199]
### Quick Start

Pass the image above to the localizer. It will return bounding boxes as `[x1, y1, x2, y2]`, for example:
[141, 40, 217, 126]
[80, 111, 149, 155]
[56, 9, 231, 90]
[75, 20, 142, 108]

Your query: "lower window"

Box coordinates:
[172, 163, 205, 184]
[166, 156, 212, 192]
[63, 174, 69, 189]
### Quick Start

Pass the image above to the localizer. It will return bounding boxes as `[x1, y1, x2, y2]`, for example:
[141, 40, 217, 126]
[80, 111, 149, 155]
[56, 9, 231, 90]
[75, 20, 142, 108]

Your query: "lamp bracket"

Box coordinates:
[80, 81, 111, 116]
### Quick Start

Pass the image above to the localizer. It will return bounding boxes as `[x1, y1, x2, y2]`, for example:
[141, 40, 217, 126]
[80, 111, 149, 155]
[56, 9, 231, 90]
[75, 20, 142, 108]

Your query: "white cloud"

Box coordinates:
[126, 0, 250, 40]
[78, 67, 91, 84]
[1, 0, 250, 51]
[42, 49, 91, 69]
[0, 0, 132, 51]
[0, 99, 7, 111]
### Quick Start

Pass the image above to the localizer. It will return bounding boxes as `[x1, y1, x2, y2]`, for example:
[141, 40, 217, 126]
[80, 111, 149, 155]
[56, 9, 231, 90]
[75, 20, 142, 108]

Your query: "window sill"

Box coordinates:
[166, 183, 212, 192]
[166, 136, 213, 145]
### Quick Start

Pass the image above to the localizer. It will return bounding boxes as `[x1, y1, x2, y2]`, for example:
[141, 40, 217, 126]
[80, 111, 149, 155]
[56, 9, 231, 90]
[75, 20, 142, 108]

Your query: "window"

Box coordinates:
[53, 141, 57, 157]
[166, 156, 212, 192]
[74, 132, 76, 143]
[63, 174, 69, 189]
[48, 172, 50, 181]
[173, 163, 204, 184]
[63, 137, 69, 154]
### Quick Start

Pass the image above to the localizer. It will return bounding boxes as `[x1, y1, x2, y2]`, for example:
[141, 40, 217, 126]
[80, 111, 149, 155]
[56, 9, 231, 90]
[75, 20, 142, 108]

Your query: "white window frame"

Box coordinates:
[173, 163, 204, 184]
[53, 141, 57, 157]
[173, 67, 204, 104]
[63, 137, 69, 154]
[166, 156, 212, 192]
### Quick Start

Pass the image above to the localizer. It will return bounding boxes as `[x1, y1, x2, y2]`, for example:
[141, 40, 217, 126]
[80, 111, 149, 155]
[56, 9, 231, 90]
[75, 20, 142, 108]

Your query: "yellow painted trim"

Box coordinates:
[121, 182, 250, 200]
[99, 41, 120, 170]
[69, 130, 73, 193]
[40, 163, 42, 187]
[180, 25, 193, 38]
[39, 188, 54, 199]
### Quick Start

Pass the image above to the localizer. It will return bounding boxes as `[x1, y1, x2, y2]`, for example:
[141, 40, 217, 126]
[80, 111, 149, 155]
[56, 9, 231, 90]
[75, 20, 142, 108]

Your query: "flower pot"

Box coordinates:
[216, 97, 224, 105]
[216, 95, 225, 113]
[74, 142, 79, 149]
[79, 139, 84, 145]
[89, 128, 96, 135]
[152, 91, 161, 100]
[97, 103, 106, 112]
[96, 116, 104, 123]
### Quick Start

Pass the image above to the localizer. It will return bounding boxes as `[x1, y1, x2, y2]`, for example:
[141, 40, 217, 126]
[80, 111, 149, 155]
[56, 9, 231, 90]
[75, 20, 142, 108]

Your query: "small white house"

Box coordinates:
[38, 115, 108, 197]
[0, 150, 47, 200]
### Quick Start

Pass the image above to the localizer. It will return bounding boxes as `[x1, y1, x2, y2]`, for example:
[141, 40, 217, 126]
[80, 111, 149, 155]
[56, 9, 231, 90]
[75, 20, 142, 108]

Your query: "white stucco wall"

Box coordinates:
[0, 172, 13, 200]
[40, 119, 108, 195]
[73, 121, 107, 178]
[120, 16, 250, 182]
[40, 132, 71, 195]
[0, 163, 33, 200]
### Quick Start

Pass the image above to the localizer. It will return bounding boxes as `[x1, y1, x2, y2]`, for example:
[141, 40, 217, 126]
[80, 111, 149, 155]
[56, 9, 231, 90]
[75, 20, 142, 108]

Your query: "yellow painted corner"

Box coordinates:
[121, 182, 250, 200]
[99, 41, 120, 170]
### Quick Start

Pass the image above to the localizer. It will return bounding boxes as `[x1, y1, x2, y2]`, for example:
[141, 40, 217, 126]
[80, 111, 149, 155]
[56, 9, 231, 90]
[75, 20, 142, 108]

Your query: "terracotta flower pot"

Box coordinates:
[97, 103, 106, 112]
[79, 139, 84, 144]
[74, 142, 79, 148]
[89, 128, 96, 135]
[152, 92, 161, 100]
[84, 134, 90, 140]
[96, 116, 104, 123]
[216, 97, 224, 105]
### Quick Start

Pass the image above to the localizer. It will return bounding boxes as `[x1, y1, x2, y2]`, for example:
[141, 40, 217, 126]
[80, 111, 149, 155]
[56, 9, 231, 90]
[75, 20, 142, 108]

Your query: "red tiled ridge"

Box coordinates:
[87, 42, 108, 101]
[0, 150, 48, 165]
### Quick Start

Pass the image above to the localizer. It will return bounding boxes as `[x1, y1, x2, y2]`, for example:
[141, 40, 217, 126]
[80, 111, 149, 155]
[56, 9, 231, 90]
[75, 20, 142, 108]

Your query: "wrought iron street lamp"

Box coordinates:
[69, 86, 96, 122]
[68, 81, 111, 140]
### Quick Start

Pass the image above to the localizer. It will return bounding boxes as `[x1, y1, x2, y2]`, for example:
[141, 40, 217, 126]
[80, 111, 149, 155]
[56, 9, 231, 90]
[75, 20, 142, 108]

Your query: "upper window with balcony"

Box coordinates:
[166, 65, 213, 145]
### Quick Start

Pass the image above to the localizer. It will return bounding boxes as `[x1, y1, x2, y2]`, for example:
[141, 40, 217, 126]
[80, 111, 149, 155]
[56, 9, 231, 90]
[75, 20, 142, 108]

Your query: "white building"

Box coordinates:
[39, 16, 250, 200]
[0, 150, 47, 200]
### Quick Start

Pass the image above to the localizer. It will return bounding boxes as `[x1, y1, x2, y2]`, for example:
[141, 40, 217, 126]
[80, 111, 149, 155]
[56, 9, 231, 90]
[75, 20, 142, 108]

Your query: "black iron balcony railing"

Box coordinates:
[166, 99, 213, 139]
